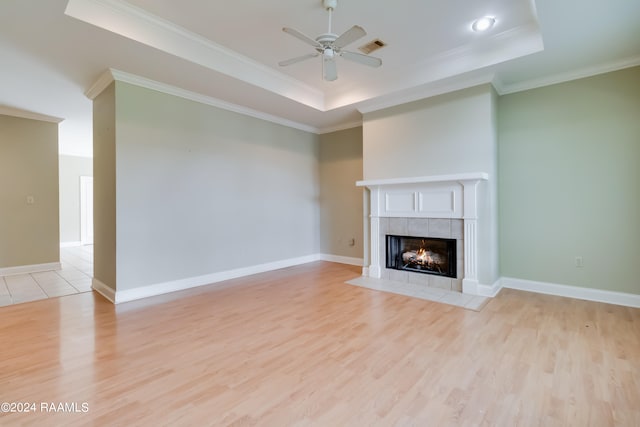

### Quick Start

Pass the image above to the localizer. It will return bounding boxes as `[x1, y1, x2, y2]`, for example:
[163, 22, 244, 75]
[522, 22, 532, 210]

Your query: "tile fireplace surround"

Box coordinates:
[357, 173, 488, 296]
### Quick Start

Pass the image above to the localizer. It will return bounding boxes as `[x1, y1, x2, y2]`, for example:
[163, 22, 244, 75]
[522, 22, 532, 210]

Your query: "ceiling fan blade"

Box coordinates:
[341, 50, 382, 68]
[333, 25, 366, 49]
[282, 27, 322, 49]
[278, 53, 319, 67]
[323, 57, 338, 81]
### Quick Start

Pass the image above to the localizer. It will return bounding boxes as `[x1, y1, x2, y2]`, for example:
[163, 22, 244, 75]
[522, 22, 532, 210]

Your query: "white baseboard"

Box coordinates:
[502, 277, 640, 309]
[106, 254, 321, 304]
[0, 262, 61, 277]
[477, 278, 503, 298]
[60, 241, 83, 248]
[90, 255, 640, 308]
[318, 254, 364, 266]
[462, 278, 479, 295]
[92, 277, 116, 303]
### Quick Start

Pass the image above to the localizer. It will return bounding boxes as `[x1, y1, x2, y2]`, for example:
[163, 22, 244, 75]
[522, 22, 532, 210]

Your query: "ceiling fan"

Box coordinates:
[279, 0, 382, 82]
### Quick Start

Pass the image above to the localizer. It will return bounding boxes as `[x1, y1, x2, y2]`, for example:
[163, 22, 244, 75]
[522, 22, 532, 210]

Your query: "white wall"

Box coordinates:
[103, 82, 320, 291]
[363, 85, 497, 181]
[59, 154, 92, 244]
[362, 84, 499, 285]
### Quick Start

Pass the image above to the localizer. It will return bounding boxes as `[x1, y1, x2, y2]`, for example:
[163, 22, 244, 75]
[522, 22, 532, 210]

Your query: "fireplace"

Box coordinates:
[356, 173, 491, 295]
[386, 235, 456, 278]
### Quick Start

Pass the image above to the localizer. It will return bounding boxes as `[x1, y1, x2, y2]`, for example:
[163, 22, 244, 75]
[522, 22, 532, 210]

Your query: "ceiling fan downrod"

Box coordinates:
[324, 0, 336, 34]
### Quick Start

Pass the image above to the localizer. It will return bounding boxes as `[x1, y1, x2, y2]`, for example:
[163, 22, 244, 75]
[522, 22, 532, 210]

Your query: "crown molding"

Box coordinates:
[354, 22, 543, 115]
[419, 23, 542, 69]
[356, 53, 640, 116]
[317, 120, 363, 134]
[85, 69, 115, 100]
[493, 55, 640, 95]
[65, 0, 325, 111]
[86, 69, 319, 134]
[357, 72, 496, 115]
[328, 22, 542, 113]
[0, 106, 64, 123]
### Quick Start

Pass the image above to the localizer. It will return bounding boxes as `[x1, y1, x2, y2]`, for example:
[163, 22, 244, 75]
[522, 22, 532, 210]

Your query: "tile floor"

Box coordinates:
[346, 276, 490, 311]
[0, 245, 93, 307]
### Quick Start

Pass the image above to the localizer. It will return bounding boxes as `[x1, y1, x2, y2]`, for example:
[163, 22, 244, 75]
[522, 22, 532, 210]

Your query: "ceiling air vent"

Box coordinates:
[358, 39, 386, 55]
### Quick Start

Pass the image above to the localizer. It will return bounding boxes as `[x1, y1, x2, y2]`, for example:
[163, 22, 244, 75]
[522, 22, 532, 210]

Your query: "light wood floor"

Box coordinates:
[1, 262, 638, 426]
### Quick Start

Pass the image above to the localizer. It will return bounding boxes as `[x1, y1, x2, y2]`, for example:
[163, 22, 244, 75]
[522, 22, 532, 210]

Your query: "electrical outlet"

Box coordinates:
[26, 195, 35, 205]
[348, 238, 355, 247]
[575, 256, 584, 268]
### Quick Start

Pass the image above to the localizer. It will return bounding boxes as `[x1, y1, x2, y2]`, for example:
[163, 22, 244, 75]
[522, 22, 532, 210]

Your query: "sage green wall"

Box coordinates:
[319, 127, 363, 259]
[93, 83, 117, 291]
[113, 82, 320, 291]
[362, 84, 500, 286]
[498, 66, 640, 294]
[0, 114, 59, 268]
[59, 154, 92, 243]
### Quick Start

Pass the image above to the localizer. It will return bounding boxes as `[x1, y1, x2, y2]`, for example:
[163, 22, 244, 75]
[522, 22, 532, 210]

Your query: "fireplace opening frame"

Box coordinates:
[356, 173, 489, 295]
[386, 234, 457, 278]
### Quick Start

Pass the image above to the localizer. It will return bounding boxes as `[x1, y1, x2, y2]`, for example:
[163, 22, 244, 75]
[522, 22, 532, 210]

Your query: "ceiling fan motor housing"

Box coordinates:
[316, 33, 338, 45]
[323, 0, 338, 11]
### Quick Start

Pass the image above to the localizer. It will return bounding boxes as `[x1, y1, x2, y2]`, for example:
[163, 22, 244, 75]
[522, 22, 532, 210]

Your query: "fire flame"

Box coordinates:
[416, 248, 433, 264]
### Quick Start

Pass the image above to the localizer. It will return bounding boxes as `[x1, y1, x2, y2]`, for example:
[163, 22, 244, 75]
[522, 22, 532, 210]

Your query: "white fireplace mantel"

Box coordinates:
[357, 172, 488, 295]
[356, 172, 488, 188]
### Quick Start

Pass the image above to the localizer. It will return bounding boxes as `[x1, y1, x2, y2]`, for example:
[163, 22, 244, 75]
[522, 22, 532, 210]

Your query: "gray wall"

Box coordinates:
[0, 114, 59, 268]
[93, 83, 117, 290]
[88, 66, 639, 298]
[498, 66, 640, 294]
[59, 155, 92, 244]
[101, 82, 320, 291]
[319, 127, 363, 259]
[362, 84, 500, 286]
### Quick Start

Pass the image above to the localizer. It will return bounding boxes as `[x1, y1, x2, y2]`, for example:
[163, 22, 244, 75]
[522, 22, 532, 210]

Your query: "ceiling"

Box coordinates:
[1, 0, 639, 157]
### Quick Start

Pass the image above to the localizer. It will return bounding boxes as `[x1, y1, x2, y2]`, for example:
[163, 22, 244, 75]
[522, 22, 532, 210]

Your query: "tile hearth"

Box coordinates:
[346, 276, 489, 311]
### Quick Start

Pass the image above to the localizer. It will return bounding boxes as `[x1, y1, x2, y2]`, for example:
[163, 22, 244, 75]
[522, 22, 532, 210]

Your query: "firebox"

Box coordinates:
[386, 235, 457, 278]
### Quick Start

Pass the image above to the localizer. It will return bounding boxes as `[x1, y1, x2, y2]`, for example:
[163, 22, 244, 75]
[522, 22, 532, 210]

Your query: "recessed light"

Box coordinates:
[471, 16, 496, 32]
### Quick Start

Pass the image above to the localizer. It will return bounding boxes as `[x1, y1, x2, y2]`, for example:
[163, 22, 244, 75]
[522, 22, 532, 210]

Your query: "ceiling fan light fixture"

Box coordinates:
[323, 47, 335, 59]
[471, 16, 496, 32]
